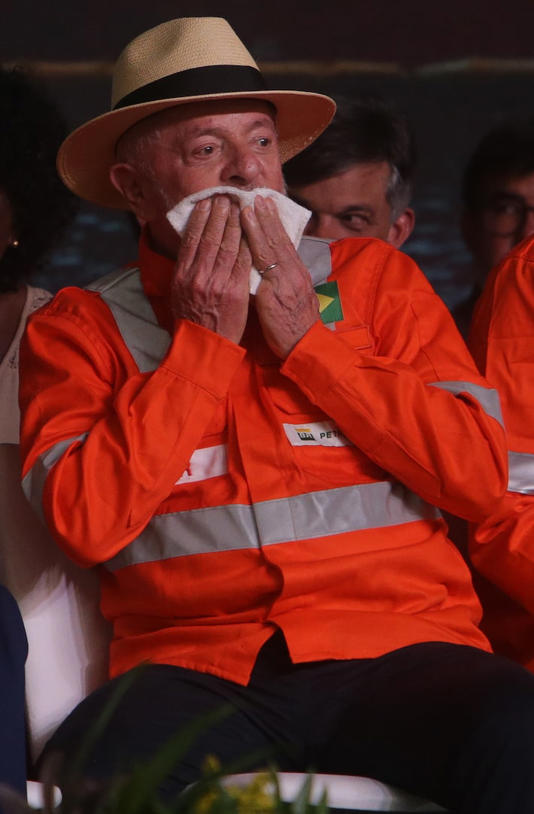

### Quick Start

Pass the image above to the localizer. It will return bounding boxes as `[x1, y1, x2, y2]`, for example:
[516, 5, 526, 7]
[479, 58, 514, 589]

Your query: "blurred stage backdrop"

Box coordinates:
[4, 0, 534, 312]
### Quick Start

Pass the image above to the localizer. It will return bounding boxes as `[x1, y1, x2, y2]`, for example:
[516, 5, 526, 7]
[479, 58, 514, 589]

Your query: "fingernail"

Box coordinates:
[198, 198, 211, 211]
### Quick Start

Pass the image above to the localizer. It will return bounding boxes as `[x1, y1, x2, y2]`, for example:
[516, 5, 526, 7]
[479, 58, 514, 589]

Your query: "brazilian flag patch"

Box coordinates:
[315, 281, 343, 324]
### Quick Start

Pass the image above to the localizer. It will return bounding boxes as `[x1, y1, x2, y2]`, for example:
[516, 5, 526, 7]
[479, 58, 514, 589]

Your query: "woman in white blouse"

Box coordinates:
[0, 67, 109, 792]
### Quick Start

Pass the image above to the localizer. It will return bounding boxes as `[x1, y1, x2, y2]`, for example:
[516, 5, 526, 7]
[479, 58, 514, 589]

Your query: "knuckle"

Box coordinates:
[256, 251, 272, 267]
[216, 247, 236, 266]
[188, 277, 205, 297]
[182, 230, 201, 248]
[266, 234, 280, 250]
[199, 233, 221, 251]
[208, 207, 229, 226]
[220, 232, 241, 254]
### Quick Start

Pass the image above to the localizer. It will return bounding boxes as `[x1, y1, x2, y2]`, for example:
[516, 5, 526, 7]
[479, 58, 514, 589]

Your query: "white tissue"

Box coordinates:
[166, 186, 311, 294]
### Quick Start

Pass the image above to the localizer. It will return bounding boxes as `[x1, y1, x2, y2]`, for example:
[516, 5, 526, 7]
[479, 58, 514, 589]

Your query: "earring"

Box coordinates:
[10, 239, 19, 248]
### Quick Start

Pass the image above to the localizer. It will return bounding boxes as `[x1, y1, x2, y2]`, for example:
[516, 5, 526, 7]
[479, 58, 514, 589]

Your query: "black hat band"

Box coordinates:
[114, 64, 269, 110]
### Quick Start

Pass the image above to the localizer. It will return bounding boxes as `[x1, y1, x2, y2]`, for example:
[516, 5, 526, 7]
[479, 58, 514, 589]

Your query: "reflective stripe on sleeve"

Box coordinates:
[104, 480, 440, 572]
[429, 381, 504, 426]
[508, 450, 534, 494]
[21, 434, 88, 518]
[90, 239, 333, 376]
[297, 236, 332, 285]
[90, 269, 171, 374]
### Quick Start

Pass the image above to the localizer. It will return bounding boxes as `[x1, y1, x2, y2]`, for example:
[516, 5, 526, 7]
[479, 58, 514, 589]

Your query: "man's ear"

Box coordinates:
[387, 208, 415, 249]
[109, 163, 150, 221]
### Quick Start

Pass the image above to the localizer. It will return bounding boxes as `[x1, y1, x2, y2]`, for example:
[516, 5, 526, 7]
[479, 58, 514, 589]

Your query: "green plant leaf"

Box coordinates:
[37, 669, 331, 813]
[98, 704, 234, 814]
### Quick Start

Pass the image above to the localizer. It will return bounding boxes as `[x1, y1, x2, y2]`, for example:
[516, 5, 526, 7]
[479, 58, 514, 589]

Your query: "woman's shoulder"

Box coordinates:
[25, 285, 53, 318]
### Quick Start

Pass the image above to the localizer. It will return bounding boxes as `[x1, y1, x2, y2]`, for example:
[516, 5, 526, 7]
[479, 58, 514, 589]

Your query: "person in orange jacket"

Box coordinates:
[456, 117, 534, 338]
[17, 16, 534, 814]
[469, 233, 534, 674]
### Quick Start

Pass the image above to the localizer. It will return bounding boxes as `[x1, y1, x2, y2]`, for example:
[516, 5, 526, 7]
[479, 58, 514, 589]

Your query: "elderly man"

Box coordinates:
[284, 95, 416, 247]
[468, 233, 534, 675]
[18, 17, 534, 813]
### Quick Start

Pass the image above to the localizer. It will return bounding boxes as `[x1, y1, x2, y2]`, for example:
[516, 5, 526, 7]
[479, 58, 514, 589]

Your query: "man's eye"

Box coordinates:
[194, 145, 215, 156]
[257, 137, 271, 147]
[342, 213, 369, 227]
[492, 201, 522, 216]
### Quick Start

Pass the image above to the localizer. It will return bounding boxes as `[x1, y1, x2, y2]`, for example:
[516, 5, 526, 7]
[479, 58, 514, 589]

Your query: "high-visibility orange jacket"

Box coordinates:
[469, 235, 534, 672]
[20, 235, 506, 683]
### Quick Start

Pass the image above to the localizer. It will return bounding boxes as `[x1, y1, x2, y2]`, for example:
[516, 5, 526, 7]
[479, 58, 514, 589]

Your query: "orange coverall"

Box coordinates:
[19, 235, 506, 682]
[469, 234, 534, 672]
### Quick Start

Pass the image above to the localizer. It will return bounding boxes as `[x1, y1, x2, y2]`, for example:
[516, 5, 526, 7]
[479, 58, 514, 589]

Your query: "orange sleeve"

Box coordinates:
[468, 238, 534, 615]
[19, 288, 245, 566]
[282, 243, 508, 522]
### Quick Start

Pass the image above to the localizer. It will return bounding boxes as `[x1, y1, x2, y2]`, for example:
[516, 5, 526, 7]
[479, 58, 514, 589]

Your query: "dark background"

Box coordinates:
[3, 0, 534, 307]
[4, 0, 534, 67]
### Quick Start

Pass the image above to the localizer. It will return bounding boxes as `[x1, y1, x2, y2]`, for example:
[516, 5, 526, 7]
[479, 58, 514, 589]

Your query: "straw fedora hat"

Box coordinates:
[57, 17, 336, 209]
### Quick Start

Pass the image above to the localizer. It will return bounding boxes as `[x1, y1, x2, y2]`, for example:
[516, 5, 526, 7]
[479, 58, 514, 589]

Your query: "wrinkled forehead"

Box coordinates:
[117, 98, 277, 153]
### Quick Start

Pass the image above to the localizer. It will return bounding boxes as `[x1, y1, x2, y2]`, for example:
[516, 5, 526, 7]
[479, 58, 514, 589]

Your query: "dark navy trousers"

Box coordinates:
[44, 631, 534, 813]
[0, 586, 27, 798]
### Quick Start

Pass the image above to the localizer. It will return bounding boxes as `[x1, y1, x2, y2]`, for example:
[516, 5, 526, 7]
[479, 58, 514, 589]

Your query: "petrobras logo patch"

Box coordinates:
[283, 421, 353, 447]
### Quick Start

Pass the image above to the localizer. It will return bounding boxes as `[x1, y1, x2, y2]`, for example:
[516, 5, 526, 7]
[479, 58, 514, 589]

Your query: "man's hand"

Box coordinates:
[171, 196, 251, 345]
[241, 195, 319, 358]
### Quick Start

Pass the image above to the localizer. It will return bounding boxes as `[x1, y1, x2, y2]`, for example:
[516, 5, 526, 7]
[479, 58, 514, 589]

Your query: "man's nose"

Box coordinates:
[221, 146, 262, 188]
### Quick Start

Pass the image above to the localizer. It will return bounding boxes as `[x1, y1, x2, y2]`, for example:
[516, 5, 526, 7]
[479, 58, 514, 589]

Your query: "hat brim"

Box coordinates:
[57, 90, 336, 209]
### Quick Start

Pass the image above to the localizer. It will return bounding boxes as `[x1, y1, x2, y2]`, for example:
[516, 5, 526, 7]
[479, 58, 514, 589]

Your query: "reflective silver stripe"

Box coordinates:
[89, 268, 170, 373]
[104, 480, 439, 572]
[175, 443, 228, 484]
[88, 241, 331, 375]
[429, 381, 504, 426]
[21, 434, 88, 517]
[92, 269, 501, 426]
[297, 236, 332, 286]
[85, 249, 440, 576]
[508, 450, 534, 494]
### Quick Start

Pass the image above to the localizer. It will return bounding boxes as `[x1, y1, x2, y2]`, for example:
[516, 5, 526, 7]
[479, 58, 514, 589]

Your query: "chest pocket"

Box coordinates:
[263, 369, 322, 419]
[264, 321, 373, 418]
[263, 316, 385, 485]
